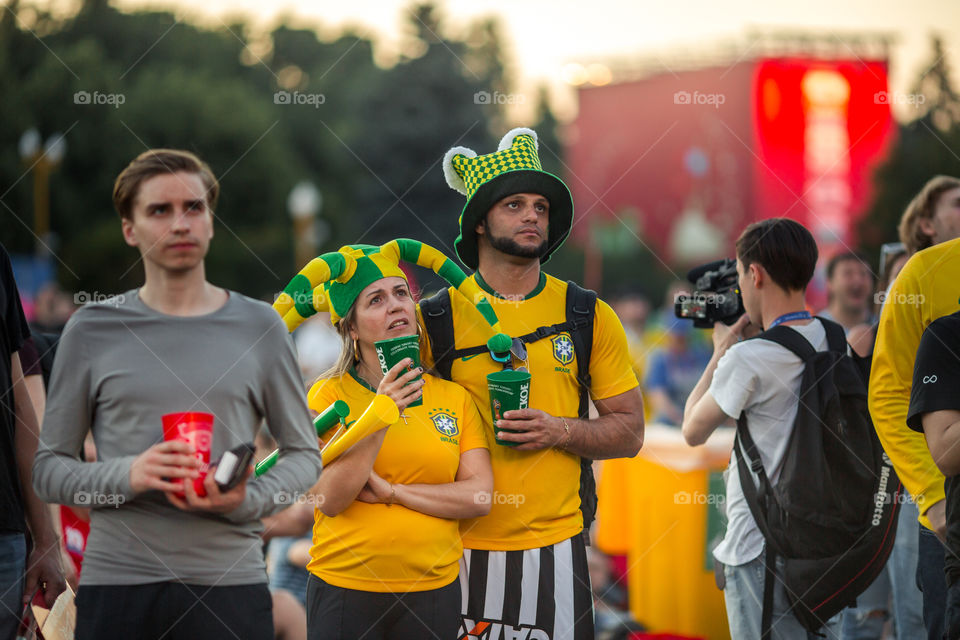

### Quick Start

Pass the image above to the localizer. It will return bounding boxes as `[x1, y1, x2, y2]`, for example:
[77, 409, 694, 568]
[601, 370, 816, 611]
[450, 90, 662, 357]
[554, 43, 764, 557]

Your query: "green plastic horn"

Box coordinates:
[255, 400, 350, 477]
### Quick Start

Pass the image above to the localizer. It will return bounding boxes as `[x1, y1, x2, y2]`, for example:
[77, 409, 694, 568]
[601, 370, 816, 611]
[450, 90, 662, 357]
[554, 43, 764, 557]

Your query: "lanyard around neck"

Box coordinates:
[767, 310, 812, 329]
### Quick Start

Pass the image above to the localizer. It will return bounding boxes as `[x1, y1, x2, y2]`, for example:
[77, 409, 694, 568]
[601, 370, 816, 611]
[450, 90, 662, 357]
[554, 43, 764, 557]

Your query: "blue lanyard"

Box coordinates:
[768, 311, 812, 329]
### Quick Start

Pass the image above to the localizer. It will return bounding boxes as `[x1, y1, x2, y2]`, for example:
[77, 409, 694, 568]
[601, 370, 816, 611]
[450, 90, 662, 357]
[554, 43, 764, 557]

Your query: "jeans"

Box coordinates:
[840, 569, 889, 639]
[917, 523, 946, 640]
[0, 532, 26, 640]
[724, 552, 843, 639]
[888, 500, 925, 638]
[841, 499, 925, 639]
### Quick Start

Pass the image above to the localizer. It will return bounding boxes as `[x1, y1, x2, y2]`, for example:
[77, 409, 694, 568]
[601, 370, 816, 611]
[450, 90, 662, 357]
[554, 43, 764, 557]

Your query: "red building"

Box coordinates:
[566, 35, 896, 301]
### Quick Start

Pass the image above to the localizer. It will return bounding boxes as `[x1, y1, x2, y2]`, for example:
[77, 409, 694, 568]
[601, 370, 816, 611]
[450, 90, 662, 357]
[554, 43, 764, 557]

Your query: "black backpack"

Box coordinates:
[420, 281, 599, 536]
[734, 317, 901, 636]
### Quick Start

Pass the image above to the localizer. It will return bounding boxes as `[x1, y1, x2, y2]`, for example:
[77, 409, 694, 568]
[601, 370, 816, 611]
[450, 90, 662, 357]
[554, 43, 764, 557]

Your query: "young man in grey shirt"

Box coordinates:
[32, 149, 322, 640]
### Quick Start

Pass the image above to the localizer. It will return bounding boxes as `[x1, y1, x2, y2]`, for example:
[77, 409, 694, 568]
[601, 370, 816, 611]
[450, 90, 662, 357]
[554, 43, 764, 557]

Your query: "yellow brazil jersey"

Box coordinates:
[870, 237, 960, 530]
[306, 370, 488, 592]
[419, 272, 639, 550]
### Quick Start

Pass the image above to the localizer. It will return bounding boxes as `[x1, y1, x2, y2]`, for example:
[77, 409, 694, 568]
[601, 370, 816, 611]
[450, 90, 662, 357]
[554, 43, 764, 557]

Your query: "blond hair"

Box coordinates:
[898, 175, 960, 254]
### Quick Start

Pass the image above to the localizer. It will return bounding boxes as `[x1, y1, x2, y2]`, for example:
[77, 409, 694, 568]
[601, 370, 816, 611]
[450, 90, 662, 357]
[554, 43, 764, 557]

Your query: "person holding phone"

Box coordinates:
[32, 150, 322, 640]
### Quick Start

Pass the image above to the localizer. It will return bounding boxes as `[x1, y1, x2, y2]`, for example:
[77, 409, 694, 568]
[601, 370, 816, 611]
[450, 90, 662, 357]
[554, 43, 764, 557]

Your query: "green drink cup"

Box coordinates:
[487, 369, 531, 446]
[374, 335, 422, 407]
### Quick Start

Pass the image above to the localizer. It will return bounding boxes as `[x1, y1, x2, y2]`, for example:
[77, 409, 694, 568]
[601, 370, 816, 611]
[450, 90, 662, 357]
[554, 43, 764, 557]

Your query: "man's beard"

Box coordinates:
[487, 230, 548, 259]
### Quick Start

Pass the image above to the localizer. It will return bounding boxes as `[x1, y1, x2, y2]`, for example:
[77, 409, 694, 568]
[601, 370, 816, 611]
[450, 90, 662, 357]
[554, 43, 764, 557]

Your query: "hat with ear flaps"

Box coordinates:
[273, 238, 513, 359]
[443, 127, 573, 270]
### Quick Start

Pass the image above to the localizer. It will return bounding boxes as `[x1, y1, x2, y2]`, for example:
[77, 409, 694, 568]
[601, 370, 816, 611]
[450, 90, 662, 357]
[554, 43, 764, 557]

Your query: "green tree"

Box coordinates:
[0, 0, 516, 301]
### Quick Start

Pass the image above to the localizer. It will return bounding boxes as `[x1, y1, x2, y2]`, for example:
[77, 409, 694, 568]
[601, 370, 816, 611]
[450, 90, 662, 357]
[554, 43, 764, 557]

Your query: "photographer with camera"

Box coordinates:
[681, 218, 845, 638]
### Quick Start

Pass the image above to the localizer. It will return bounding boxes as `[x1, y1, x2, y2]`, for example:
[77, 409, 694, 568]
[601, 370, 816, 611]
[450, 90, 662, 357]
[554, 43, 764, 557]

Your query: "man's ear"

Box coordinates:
[475, 217, 485, 236]
[918, 217, 935, 239]
[750, 262, 764, 288]
[121, 217, 138, 247]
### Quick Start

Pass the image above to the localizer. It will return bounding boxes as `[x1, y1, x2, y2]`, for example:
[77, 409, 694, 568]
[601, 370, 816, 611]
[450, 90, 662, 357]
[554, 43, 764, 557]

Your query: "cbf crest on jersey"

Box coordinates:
[551, 333, 575, 366]
[428, 408, 460, 438]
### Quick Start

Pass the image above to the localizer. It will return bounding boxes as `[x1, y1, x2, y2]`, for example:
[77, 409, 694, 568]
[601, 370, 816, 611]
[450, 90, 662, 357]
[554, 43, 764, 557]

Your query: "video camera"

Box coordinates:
[674, 258, 745, 329]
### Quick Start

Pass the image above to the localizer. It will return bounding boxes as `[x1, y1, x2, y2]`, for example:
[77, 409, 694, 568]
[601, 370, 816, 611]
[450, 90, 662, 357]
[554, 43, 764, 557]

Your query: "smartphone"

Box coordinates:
[213, 443, 255, 492]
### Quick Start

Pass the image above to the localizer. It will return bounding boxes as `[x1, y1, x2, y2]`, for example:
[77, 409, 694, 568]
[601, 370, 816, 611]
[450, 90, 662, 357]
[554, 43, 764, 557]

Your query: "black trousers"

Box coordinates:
[75, 581, 273, 640]
[305, 574, 460, 640]
[917, 524, 947, 640]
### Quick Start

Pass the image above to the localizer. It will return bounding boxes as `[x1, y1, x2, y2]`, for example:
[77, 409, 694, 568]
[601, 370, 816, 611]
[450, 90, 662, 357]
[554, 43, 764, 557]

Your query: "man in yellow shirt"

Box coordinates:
[871, 179, 960, 639]
[422, 128, 644, 640]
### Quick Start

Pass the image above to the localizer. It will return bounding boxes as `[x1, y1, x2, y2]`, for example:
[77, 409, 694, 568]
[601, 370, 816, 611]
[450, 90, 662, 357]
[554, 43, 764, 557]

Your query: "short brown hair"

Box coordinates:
[112, 149, 219, 220]
[898, 175, 960, 255]
[736, 218, 818, 292]
[825, 251, 872, 282]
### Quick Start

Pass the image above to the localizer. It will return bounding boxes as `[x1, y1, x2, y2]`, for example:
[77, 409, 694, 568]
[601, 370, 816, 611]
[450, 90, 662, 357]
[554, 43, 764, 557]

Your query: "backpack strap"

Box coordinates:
[816, 316, 849, 354]
[420, 288, 458, 380]
[565, 281, 597, 420]
[563, 281, 598, 542]
[755, 325, 817, 360]
[421, 282, 599, 380]
[734, 416, 782, 639]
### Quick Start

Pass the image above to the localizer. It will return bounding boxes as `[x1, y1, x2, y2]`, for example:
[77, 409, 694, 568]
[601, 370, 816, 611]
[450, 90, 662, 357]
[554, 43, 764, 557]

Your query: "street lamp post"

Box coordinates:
[18, 129, 67, 256]
[287, 181, 325, 269]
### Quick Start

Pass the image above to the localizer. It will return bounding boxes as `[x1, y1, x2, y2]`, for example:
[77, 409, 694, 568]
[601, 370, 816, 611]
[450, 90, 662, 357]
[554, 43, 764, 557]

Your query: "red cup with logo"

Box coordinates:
[161, 412, 214, 498]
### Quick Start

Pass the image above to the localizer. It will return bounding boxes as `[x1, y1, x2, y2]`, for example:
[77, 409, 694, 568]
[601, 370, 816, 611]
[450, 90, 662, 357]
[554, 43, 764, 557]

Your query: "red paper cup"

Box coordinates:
[162, 412, 214, 498]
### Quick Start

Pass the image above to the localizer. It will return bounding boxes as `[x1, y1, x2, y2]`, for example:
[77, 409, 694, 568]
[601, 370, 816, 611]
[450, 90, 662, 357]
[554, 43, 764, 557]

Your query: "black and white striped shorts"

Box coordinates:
[457, 535, 594, 640]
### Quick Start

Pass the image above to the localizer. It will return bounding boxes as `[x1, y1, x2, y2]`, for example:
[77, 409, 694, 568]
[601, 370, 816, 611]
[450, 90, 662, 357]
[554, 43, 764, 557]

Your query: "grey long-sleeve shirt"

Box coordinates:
[33, 290, 322, 586]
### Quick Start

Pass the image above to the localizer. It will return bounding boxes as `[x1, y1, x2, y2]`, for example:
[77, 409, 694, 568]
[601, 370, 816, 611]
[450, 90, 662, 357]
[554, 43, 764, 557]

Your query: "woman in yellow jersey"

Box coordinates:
[272, 240, 509, 640]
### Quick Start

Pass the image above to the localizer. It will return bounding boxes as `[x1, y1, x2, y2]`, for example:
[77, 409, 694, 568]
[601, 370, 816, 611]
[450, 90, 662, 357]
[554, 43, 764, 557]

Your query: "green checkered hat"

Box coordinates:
[443, 127, 573, 269]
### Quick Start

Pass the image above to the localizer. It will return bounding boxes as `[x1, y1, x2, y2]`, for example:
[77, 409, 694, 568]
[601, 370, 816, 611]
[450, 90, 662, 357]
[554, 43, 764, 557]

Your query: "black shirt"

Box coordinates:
[908, 310, 960, 585]
[0, 244, 29, 533]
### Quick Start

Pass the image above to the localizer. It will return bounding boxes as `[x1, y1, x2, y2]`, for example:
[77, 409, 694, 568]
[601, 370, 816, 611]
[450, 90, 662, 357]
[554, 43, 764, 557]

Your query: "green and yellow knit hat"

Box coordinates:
[273, 239, 512, 356]
[443, 127, 573, 270]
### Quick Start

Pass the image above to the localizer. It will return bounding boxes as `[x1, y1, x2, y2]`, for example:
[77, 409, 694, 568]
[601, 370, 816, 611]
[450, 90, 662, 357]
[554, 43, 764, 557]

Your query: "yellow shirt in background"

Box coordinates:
[306, 371, 488, 591]
[420, 272, 639, 550]
[870, 237, 960, 529]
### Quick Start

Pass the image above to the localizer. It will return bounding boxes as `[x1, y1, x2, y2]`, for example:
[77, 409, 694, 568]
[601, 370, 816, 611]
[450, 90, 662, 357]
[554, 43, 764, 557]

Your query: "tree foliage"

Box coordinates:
[1, 0, 562, 299]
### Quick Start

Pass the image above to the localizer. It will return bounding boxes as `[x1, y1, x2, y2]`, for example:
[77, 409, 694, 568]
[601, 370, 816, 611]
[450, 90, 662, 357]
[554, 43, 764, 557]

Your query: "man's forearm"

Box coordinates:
[13, 359, 58, 547]
[929, 419, 960, 476]
[684, 353, 720, 419]
[565, 410, 643, 460]
[228, 445, 322, 522]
